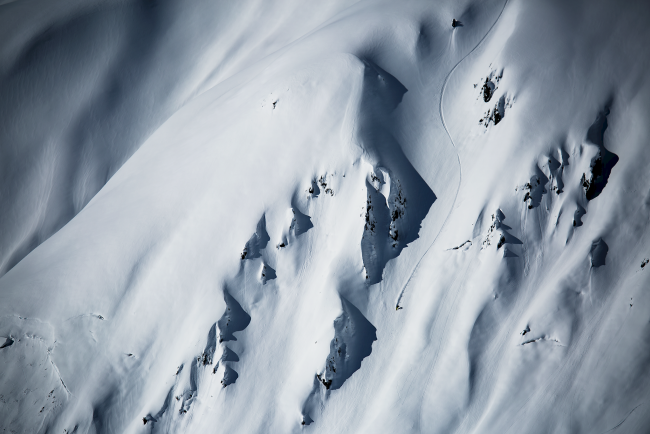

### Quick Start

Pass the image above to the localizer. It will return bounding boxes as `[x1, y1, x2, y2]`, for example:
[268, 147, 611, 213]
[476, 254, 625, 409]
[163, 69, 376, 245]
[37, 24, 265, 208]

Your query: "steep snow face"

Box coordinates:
[0, 0, 353, 276]
[2, 0, 650, 433]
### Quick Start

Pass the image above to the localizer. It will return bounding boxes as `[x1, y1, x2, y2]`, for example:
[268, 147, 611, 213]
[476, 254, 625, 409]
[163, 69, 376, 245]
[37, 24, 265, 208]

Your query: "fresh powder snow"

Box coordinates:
[1, 0, 650, 433]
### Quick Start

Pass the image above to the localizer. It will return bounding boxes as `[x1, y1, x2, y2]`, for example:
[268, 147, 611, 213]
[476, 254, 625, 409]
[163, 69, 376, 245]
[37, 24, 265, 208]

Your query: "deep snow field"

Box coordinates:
[2, 0, 650, 432]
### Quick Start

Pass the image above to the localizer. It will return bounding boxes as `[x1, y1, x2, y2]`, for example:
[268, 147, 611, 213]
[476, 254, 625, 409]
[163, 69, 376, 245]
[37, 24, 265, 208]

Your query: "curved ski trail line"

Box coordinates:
[600, 403, 644, 434]
[412, 256, 476, 432]
[396, 0, 509, 309]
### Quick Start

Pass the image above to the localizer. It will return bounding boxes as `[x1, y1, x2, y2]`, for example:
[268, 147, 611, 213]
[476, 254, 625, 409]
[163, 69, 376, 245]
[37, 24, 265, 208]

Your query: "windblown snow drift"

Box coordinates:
[2, 0, 650, 432]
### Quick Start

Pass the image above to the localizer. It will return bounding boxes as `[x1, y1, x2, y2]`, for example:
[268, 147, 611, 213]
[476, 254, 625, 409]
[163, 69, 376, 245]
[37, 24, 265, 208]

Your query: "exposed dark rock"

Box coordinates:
[589, 238, 608, 268]
[581, 109, 619, 201]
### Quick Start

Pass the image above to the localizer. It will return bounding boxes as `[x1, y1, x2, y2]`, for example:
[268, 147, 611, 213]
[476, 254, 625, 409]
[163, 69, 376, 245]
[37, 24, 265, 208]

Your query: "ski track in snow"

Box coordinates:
[389, 0, 512, 430]
[600, 403, 644, 434]
[396, 0, 509, 312]
[4, 0, 650, 432]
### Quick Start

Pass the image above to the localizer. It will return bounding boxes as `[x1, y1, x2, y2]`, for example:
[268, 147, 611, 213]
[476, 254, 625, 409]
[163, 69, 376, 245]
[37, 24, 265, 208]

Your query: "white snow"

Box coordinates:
[2, 0, 650, 432]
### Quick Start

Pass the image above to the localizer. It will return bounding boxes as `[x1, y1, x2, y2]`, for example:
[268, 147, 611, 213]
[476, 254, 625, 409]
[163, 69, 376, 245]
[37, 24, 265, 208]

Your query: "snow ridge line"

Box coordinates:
[396, 0, 509, 309]
[409, 7, 512, 429]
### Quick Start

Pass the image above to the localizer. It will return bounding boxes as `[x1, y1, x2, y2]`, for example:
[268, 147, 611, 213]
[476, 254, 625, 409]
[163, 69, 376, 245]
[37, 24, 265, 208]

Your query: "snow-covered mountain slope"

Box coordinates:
[0, 0, 353, 276]
[2, 0, 650, 432]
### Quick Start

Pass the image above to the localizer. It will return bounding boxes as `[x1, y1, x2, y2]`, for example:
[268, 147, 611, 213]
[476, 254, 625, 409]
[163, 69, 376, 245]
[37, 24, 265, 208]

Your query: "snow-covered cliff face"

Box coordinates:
[2, 0, 650, 432]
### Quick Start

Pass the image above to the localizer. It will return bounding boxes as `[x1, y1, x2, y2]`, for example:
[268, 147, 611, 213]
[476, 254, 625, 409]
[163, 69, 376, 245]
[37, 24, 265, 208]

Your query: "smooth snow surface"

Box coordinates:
[2, 0, 650, 432]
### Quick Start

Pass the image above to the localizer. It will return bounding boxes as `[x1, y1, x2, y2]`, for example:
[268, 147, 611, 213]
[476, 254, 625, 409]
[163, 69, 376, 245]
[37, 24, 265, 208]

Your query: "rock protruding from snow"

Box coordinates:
[200, 324, 218, 367]
[387, 179, 407, 248]
[573, 205, 587, 227]
[302, 297, 376, 425]
[480, 95, 512, 127]
[307, 178, 321, 197]
[581, 109, 619, 201]
[0, 317, 68, 433]
[481, 77, 496, 102]
[260, 263, 277, 284]
[0, 336, 14, 349]
[213, 289, 250, 387]
[522, 170, 549, 210]
[149, 289, 252, 425]
[481, 209, 522, 251]
[218, 289, 251, 343]
[362, 167, 414, 280]
[589, 238, 608, 268]
[318, 174, 334, 196]
[316, 297, 377, 391]
[143, 386, 174, 429]
[361, 167, 423, 283]
[355, 59, 435, 284]
[520, 150, 568, 208]
[290, 206, 314, 237]
[546, 149, 568, 194]
[241, 215, 270, 260]
[361, 171, 392, 283]
[477, 70, 501, 103]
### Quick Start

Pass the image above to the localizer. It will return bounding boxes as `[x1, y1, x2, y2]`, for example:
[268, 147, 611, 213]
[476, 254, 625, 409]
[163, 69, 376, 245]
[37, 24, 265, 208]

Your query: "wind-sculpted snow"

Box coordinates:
[302, 296, 377, 424]
[289, 204, 314, 237]
[589, 238, 609, 268]
[357, 60, 436, 284]
[317, 297, 377, 392]
[361, 173, 392, 283]
[0, 0, 355, 278]
[480, 94, 512, 127]
[581, 109, 619, 201]
[3, 0, 650, 433]
[481, 209, 522, 255]
[521, 169, 549, 210]
[0, 0, 216, 276]
[241, 215, 270, 260]
[0, 316, 70, 432]
[260, 263, 277, 285]
[217, 289, 251, 343]
[546, 149, 569, 195]
[142, 288, 251, 430]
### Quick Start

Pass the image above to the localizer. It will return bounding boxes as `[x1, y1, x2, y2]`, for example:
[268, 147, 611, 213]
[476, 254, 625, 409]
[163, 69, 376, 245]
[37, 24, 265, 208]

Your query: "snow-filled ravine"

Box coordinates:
[2, 0, 650, 432]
